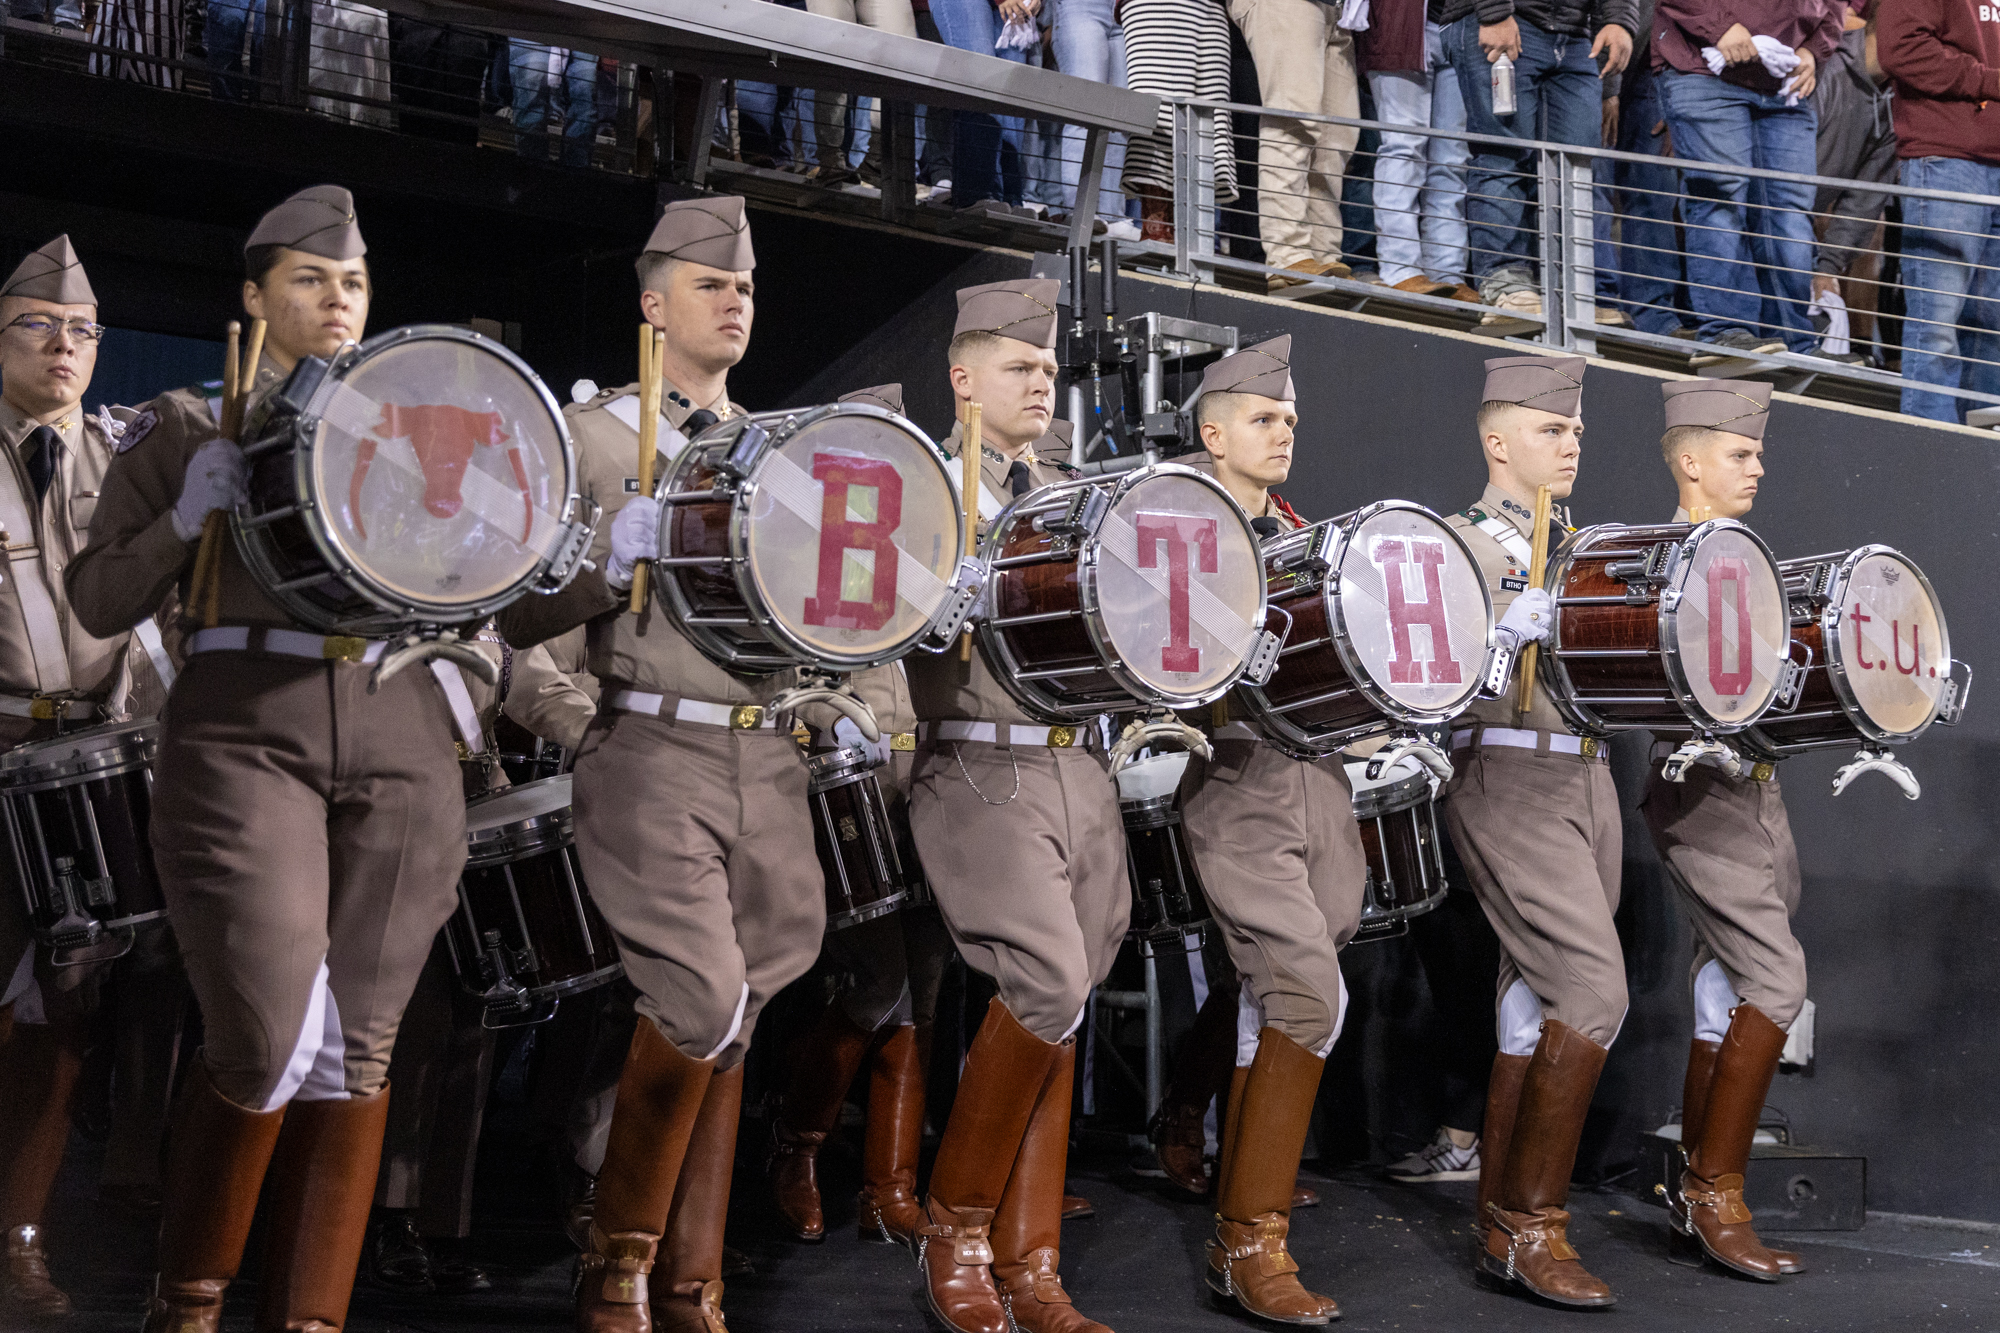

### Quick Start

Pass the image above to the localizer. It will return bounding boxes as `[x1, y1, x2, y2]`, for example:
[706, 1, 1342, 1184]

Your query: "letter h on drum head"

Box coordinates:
[1137, 512, 1219, 674]
[1371, 536, 1463, 686]
[804, 451, 903, 632]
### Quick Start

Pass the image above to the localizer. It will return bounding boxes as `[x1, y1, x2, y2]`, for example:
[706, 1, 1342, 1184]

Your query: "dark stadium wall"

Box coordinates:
[778, 241, 2000, 1226]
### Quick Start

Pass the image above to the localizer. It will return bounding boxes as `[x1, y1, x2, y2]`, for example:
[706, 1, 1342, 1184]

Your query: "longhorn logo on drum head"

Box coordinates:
[351, 404, 533, 545]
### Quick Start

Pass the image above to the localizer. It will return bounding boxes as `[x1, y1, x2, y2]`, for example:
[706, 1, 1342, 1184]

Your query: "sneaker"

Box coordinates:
[1689, 327, 1784, 366]
[1386, 1127, 1481, 1183]
[1480, 287, 1543, 325]
[1594, 306, 1634, 328]
[1105, 218, 1142, 242]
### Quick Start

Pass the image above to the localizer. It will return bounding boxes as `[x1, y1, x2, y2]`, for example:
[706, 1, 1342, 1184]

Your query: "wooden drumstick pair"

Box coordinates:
[960, 402, 982, 662]
[629, 323, 667, 615]
[190, 318, 266, 630]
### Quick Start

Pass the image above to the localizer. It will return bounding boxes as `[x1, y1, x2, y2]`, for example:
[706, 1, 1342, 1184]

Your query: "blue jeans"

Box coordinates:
[510, 44, 599, 165]
[1053, 0, 1129, 219]
[1659, 70, 1818, 349]
[1897, 156, 2000, 423]
[1593, 68, 1688, 332]
[205, 0, 266, 102]
[930, 0, 1030, 205]
[1366, 22, 1471, 286]
[1444, 14, 1601, 283]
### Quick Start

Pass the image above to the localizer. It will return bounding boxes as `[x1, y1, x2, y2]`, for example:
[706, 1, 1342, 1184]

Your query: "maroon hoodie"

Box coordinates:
[1878, 0, 2000, 164]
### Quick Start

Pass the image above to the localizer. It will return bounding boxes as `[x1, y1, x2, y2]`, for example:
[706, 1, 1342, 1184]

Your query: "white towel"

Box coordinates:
[1338, 0, 1370, 32]
[1808, 287, 1851, 357]
[1700, 33, 1804, 105]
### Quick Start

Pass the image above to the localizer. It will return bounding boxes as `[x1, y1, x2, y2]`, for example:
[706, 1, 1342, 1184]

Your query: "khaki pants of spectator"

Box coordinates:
[806, 0, 919, 173]
[1228, 0, 1360, 271]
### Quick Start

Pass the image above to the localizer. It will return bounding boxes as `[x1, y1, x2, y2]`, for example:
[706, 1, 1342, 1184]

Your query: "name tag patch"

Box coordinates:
[1502, 576, 1528, 592]
[624, 477, 640, 493]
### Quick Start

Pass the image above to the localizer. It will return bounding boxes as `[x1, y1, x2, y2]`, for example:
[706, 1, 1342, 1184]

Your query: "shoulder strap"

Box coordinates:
[602, 394, 691, 464]
[1472, 514, 1533, 566]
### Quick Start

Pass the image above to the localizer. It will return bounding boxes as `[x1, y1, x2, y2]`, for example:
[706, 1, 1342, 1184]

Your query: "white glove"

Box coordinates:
[604, 497, 660, 591]
[171, 439, 247, 542]
[1496, 587, 1554, 647]
[832, 716, 866, 749]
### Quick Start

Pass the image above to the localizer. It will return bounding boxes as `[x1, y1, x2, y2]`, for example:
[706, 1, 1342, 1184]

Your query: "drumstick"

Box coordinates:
[194, 318, 266, 629]
[1516, 483, 1554, 716]
[960, 402, 982, 662]
[629, 324, 664, 615]
[1688, 505, 1713, 523]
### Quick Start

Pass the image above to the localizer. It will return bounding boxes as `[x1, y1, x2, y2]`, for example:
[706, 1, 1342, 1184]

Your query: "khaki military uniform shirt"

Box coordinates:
[1445, 482, 1577, 735]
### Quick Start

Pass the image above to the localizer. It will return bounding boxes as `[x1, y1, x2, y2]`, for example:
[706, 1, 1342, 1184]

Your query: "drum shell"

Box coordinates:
[809, 752, 907, 931]
[1544, 532, 1685, 733]
[1743, 616, 1849, 754]
[1349, 771, 1447, 943]
[1121, 795, 1211, 947]
[981, 499, 1126, 720]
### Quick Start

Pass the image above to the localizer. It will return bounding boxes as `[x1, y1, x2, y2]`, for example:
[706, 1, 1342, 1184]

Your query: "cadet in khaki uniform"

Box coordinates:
[1440, 355, 1625, 1310]
[1640, 380, 1805, 1283]
[907, 280, 1125, 1333]
[0, 236, 173, 1321]
[766, 385, 957, 1253]
[1157, 337, 1355, 1326]
[494, 197, 821, 1333]
[67, 186, 471, 1333]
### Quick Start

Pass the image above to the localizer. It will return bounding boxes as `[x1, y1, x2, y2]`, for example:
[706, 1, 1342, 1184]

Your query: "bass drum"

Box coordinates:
[1746, 545, 1968, 756]
[656, 403, 979, 673]
[237, 324, 594, 636]
[809, 746, 909, 931]
[1542, 519, 1787, 735]
[978, 463, 1273, 720]
[1237, 502, 1493, 758]
[1345, 759, 1447, 943]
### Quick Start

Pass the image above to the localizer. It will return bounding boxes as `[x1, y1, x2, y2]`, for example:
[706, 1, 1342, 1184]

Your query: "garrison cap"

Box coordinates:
[1198, 335, 1294, 402]
[953, 279, 1060, 350]
[642, 196, 756, 272]
[2, 236, 96, 306]
[1482, 354, 1586, 417]
[246, 185, 366, 260]
[1661, 378, 1772, 440]
[839, 383, 904, 415]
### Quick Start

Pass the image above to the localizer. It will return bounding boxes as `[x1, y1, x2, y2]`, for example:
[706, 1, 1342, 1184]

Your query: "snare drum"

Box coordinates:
[442, 775, 622, 1026]
[809, 746, 908, 931]
[0, 720, 165, 966]
[1745, 546, 1967, 757]
[978, 463, 1272, 720]
[1237, 502, 1493, 759]
[656, 404, 979, 673]
[237, 325, 594, 637]
[1121, 793, 1211, 950]
[1345, 759, 1446, 943]
[1542, 520, 1788, 735]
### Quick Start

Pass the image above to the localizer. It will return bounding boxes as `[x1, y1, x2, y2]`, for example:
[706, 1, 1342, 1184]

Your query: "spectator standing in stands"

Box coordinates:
[804, 0, 918, 186]
[1878, 0, 2000, 422]
[1120, 0, 1239, 243]
[1360, 0, 1479, 300]
[1440, 0, 1635, 323]
[930, 0, 1039, 210]
[912, 0, 956, 191]
[1052, 0, 1139, 233]
[1810, 0, 1894, 365]
[205, 0, 265, 101]
[1593, 0, 1688, 334]
[1228, 0, 1364, 291]
[1654, 0, 1839, 365]
[508, 42, 602, 166]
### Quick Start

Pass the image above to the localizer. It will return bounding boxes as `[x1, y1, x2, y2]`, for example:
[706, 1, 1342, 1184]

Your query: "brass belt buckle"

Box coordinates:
[322, 635, 369, 663]
[29, 696, 61, 721]
[890, 731, 917, 752]
[729, 705, 764, 730]
[1750, 761, 1775, 783]
[1046, 725, 1076, 748]
[1579, 736, 1600, 758]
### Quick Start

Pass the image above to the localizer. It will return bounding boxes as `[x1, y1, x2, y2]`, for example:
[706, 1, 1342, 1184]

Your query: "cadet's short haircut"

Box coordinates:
[1661, 424, 1719, 472]
[244, 244, 286, 287]
[947, 329, 1006, 369]
[1194, 391, 1245, 430]
[635, 253, 681, 294]
[1475, 399, 1522, 438]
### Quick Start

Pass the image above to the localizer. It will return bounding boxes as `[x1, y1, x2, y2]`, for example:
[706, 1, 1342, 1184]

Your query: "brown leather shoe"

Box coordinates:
[993, 1041, 1112, 1332]
[1389, 274, 1454, 296]
[3, 1223, 70, 1319]
[650, 1064, 743, 1332]
[1475, 1053, 1531, 1238]
[255, 1086, 392, 1332]
[1290, 1187, 1319, 1210]
[1475, 1021, 1613, 1308]
[917, 1197, 1004, 1333]
[1207, 1029, 1338, 1325]
[1150, 1099, 1210, 1197]
[769, 1003, 875, 1242]
[142, 1060, 287, 1333]
[858, 1023, 927, 1246]
[1669, 1006, 1791, 1281]
[1060, 1192, 1094, 1221]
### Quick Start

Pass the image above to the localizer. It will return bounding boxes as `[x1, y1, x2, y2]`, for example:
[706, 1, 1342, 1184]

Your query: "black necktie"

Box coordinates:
[683, 409, 719, 437]
[1251, 516, 1282, 541]
[1007, 461, 1031, 497]
[23, 426, 57, 503]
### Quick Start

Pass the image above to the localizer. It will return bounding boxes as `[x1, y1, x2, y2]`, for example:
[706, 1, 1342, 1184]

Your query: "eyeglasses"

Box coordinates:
[4, 315, 106, 345]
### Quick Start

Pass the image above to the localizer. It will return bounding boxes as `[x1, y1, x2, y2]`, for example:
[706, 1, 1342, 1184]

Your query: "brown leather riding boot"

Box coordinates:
[918, 999, 1061, 1333]
[1675, 1034, 1799, 1275]
[858, 1022, 928, 1246]
[1151, 983, 1237, 1197]
[1474, 1053, 1531, 1244]
[650, 1063, 744, 1332]
[1205, 1029, 1338, 1326]
[1136, 184, 1174, 243]
[768, 1002, 875, 1242]
[991, 1040, 1110, 1333]
[579, 1021, 716, 1333]
[140, 1061, 288, 1333]
[0, 1009, 88, 1321]
[1477, 1021, 1613, 1308]
[254, 1086, 392, 1331]
[1672, 1006, 1792, 1281]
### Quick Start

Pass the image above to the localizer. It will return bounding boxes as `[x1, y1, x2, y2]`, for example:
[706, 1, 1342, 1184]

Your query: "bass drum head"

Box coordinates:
[1832, 548, 1950, 738]
[1668, 524, 1787, 727]
[1332, 505, 1490, 720]
[308, 327, 572, 614]
[743, 407, 961, 667]
[1090, 466, 1265, 706]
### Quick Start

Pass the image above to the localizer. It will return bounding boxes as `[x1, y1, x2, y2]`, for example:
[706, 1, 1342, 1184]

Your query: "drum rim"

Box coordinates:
[237, 324, 584, 635]
[1347, 766, 1434, 819]
[464, 773, 575, 862]
[806, 744, 882, 791]
[658, 404, 965, 673]
[0, 719, 159, 789]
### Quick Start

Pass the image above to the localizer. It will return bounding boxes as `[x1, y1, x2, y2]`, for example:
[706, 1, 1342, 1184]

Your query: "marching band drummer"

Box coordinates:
[766, 385, 956, 1255]
[1441, 356, 1626, 1310]
[495, 196, 823, 1333]
[906, 279, 1126, 1333]
[0, 236, 175, 1321]
[67, 186, 474, 1333]
[1167, 336, 1355, 1326]
[1640, 381, 1805, 1283]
